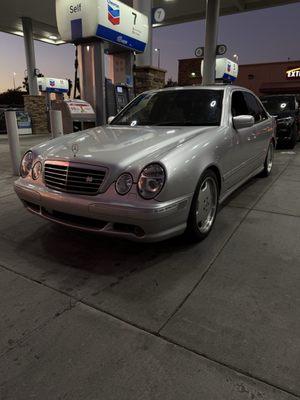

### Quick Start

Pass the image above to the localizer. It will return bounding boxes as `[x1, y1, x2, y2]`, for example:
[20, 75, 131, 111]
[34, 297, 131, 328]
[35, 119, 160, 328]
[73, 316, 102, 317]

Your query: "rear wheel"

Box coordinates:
[185, 170, 219, 242]
[261, 141, 274, 177]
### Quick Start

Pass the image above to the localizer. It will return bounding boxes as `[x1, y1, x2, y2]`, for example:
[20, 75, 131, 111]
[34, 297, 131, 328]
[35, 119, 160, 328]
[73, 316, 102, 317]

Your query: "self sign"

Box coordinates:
[70, 3, 82, 13]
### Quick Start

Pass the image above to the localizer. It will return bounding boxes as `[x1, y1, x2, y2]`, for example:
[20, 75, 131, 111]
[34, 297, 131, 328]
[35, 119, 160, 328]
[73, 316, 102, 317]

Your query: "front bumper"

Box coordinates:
[14, 179, 192, 242]
[276, 126, 293, 140]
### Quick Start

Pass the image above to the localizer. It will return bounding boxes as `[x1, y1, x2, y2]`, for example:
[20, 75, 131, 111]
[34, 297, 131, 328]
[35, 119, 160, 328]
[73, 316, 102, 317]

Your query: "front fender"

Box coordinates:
[156, 128, 225, 202]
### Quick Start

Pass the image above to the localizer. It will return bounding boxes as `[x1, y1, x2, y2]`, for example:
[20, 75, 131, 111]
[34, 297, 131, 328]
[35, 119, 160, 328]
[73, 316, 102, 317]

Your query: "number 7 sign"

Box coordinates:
[152, 7, 166, 24]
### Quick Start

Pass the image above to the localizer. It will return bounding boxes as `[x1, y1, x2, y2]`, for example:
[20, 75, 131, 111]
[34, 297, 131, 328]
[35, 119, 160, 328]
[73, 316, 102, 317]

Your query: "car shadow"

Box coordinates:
[13, 158, 287, 280]
[220, 175, 259, 208]
[15, 220, 197, 279]
[276, 141, 294, 150]
[13, 171, 270, 281]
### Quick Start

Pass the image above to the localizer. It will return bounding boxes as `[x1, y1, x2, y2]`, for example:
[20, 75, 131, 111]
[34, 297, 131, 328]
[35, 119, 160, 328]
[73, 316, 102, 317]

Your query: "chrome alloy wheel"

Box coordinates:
[267, 143, 274, 174]
[196, 177, 218, 234]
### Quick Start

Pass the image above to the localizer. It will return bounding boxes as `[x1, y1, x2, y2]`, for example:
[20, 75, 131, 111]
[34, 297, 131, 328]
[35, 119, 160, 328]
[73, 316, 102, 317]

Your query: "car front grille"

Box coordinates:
[44, 161, 107, 195]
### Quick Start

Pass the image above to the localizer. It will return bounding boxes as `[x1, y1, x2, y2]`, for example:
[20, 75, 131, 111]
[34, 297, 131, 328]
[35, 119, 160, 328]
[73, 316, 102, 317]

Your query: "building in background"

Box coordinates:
[178, 58, 300, 96]
[178, 58, 203, 87]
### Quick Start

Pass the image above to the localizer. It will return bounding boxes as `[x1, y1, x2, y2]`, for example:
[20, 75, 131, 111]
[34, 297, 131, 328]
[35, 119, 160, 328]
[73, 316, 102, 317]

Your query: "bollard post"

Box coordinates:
[5, 111, 21, 176]
[50, 110, 64, 138]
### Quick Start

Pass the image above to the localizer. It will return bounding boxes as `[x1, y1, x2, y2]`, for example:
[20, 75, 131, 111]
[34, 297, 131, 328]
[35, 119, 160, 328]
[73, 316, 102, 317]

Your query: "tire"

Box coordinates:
[288, 125, 297, 149]
[296, 124, 300, 142]
[185, 170, 219, 242]
[261, 141, 274, 177]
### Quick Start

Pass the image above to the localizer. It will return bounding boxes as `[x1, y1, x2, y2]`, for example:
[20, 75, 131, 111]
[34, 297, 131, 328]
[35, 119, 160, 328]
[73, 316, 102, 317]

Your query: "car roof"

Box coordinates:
[149, 84, 252, 94]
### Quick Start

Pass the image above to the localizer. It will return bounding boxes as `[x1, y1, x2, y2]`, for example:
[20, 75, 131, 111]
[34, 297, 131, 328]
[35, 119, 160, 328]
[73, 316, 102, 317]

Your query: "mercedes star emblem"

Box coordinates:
[72, 143, 79, 158]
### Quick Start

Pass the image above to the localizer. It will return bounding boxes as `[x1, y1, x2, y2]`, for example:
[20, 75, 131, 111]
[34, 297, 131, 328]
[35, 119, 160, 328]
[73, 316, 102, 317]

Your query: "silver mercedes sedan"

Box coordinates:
[15, 85, 276, 242]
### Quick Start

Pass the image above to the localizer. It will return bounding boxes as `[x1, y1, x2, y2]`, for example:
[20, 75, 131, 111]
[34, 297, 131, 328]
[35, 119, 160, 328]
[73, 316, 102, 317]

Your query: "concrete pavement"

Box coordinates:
[0, 134, 299, 399]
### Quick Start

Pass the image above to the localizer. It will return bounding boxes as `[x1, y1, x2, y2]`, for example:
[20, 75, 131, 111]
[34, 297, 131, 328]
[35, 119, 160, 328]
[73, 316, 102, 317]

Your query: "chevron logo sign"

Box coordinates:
[108, 0, 120, 25]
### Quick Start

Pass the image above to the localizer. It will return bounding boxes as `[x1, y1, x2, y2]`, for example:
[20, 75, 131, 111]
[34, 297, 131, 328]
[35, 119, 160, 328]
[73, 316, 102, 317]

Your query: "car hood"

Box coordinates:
[34, 125, 217, 182]
[271, 110, 296, 119]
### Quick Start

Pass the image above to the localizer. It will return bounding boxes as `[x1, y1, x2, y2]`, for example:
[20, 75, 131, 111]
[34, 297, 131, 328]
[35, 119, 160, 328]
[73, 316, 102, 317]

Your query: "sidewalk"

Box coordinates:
[0, 136, 299, 400]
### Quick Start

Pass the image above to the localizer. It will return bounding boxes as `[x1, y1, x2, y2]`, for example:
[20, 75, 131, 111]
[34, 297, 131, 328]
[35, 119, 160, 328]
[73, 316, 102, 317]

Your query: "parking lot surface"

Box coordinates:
[0, 135, 299, 400]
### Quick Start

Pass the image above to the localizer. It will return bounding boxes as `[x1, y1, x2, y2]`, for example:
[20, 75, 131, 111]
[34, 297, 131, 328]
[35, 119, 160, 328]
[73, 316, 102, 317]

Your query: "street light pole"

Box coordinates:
[13, 72, 16, 90]
[233, 54, 239, 64]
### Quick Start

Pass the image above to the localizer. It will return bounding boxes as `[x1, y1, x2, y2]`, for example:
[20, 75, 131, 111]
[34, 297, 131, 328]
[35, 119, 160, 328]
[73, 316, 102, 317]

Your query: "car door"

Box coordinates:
[243, 92, 271, 168]
[223, 90, 257, 189]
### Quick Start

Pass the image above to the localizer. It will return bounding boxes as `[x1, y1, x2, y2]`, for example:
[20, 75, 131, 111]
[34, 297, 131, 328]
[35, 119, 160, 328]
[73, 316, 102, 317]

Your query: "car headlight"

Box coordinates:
[20, 151, 34, 178]
[32, 161, 43, 180]
[138, 163, 165, 199]
[277, 117, 294, 126]
[116, 173, 133, 195]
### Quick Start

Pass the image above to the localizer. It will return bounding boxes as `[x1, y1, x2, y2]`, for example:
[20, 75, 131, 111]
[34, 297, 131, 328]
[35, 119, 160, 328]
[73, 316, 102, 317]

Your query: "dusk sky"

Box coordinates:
[0, 2, 299, 92]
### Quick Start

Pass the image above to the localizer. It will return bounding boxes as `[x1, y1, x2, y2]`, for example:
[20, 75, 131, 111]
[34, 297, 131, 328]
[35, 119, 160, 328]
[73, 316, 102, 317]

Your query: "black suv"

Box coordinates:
[261, 94, 300, 148]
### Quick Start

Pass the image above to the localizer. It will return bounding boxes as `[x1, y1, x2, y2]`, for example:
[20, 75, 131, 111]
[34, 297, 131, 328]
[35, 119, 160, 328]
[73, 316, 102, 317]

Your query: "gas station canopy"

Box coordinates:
[1, 0, 299, 44]
[152, 0, 300, 26]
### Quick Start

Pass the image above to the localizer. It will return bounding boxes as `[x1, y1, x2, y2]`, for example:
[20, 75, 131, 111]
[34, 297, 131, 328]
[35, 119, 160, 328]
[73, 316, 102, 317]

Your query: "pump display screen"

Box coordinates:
[112, 89, 224, 127]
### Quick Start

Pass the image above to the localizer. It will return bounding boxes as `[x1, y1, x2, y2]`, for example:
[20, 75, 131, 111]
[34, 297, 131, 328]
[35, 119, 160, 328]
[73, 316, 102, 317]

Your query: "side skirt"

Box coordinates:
[219, 165, 264, 205]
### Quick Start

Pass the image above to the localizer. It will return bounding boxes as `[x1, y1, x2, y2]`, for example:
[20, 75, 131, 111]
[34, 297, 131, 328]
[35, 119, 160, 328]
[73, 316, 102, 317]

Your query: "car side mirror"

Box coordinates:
[107, 116, 115, 125]
[233, 115, 255, 130]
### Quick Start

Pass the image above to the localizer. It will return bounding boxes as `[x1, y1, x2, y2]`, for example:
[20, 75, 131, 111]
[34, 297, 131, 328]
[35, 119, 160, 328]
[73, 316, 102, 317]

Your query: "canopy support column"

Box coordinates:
[22, 17, 38, 95]
[202, 0, 220, 85]
[133, 0, 152, 67]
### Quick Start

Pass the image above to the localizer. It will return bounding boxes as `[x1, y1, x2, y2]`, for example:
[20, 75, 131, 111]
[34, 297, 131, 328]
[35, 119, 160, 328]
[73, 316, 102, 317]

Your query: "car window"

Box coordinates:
[243, 92, 263, 123]
[231, 91, 249, 117]
[232, 91, 268, 124]
[254, 98, 268, 121]
[111, 90, 224, 127]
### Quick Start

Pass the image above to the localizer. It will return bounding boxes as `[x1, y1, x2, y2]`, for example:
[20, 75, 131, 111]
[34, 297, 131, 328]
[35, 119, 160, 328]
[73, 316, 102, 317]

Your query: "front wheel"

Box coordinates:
[288, 125, 298, 149]
[261, 141, 274, 177]
[185, 170, 219, 242]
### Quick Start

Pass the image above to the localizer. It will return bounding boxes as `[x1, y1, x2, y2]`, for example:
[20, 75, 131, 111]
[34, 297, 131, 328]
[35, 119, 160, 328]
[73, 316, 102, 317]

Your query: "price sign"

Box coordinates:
[195, 47, 204, 58]
[153, 8, 166, 24]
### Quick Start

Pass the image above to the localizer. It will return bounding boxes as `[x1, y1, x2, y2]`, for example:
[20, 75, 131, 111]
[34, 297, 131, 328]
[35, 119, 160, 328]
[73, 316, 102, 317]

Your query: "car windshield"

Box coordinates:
[111, 89, 224, 127]
[261, 96, 295, 114]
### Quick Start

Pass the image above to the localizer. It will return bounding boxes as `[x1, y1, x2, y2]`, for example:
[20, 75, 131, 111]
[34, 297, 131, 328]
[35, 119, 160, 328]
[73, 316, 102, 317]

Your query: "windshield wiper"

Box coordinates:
[154, 121, 191, 126]
[154, 121, 217, 126]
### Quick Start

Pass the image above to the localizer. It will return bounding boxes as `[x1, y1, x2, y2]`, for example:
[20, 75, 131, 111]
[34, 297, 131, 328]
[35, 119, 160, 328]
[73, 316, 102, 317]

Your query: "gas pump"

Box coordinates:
[37, 77, 69, 110]
[105, 80, 132, 118]
[52, 99, 96, 134]
[37, 77, 96, 134]
[56, 0, 149, 125]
